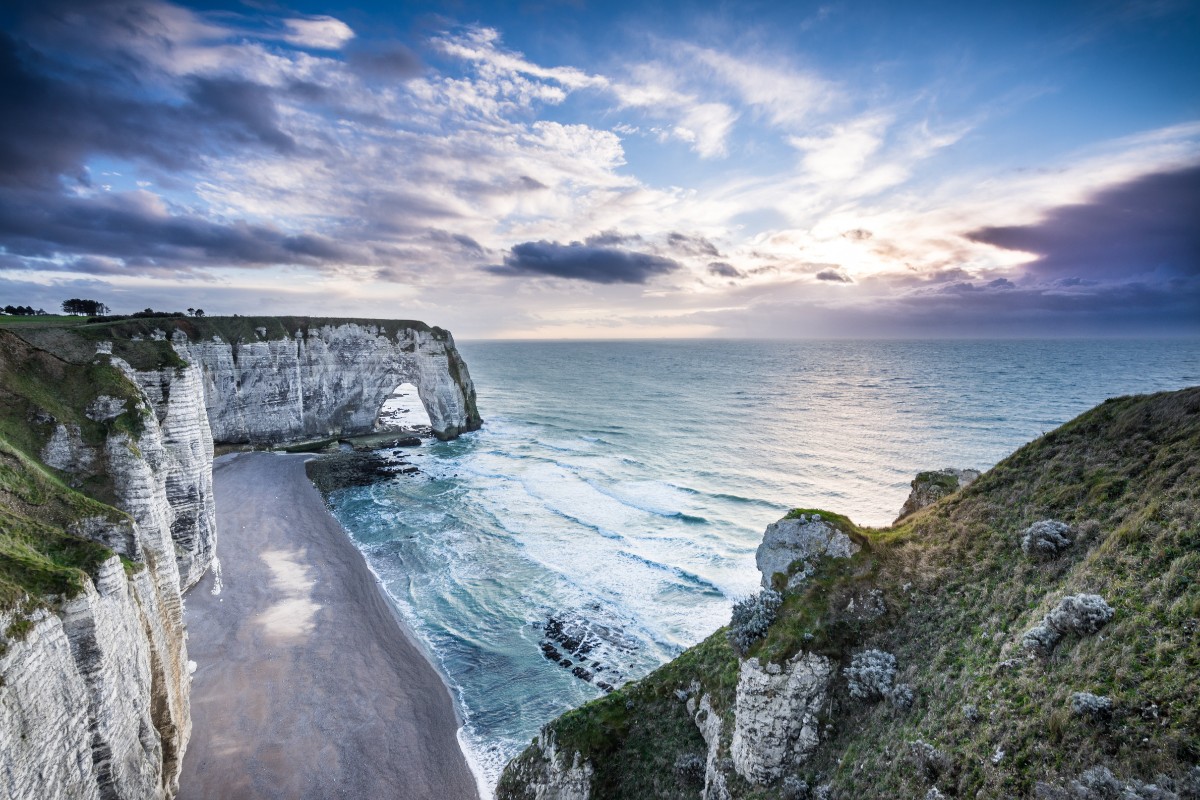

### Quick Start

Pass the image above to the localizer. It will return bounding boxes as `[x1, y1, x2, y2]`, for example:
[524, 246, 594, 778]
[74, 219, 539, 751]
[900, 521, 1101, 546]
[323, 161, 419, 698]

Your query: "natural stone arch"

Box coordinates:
[376, 382, 433, 431]
[175, 322, 481, 444]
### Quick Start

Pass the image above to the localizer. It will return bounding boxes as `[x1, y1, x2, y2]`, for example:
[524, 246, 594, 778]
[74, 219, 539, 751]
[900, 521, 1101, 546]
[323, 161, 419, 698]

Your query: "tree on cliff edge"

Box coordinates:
[61, 298, 109, 316]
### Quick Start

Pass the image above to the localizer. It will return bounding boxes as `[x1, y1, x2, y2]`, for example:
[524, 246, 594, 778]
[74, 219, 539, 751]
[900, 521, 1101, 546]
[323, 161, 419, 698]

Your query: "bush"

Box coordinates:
[845, 648, 898, 700]
[728, 588, 782, 655]
[1021, 519, 1073, 558]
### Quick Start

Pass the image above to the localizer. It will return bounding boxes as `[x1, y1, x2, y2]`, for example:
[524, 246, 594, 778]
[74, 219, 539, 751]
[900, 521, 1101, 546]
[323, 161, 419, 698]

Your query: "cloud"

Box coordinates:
[968, 164, 1200, 281]
[281, 16, 355, 50]
[815, 268, 852, 283]
[708, 261, 744, 278]
[0, 188, 364, 269]
[667, 232, 721, 257]
[484, 240, 680, 284]
[346, 42, 423, 80]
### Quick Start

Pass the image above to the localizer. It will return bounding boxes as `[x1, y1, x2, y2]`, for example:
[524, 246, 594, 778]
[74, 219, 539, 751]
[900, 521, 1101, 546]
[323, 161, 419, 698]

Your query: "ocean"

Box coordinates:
[323, 338, 1200, 791]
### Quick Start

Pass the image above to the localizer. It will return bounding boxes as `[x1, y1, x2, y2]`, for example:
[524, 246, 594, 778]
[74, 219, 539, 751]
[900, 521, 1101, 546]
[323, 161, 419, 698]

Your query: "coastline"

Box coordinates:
[179, 452, 479, 800]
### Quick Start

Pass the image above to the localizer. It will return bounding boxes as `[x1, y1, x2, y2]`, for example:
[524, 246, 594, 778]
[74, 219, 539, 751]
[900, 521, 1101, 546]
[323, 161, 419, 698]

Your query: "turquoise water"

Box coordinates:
[324, 339, 1200, 789]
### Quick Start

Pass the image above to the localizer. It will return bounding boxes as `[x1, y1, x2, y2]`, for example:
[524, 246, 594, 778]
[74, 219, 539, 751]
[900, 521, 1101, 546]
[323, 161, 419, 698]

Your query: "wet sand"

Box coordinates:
[178, 452, 479, 800]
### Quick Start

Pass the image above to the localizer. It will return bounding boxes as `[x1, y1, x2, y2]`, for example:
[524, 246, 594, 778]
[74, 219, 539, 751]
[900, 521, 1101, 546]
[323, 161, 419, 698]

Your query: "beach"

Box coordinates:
[178, 452, 479, 800]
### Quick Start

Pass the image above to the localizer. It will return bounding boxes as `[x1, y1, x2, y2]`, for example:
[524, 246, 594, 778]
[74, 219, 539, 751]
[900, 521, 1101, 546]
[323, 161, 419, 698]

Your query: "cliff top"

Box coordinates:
[500, 386, 1200, 798]
[0, 315, 447, 370]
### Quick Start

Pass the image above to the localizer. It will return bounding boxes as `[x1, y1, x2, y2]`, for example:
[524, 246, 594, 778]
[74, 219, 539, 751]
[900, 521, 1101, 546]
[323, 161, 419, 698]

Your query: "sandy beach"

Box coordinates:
[178, 452, 479, 800]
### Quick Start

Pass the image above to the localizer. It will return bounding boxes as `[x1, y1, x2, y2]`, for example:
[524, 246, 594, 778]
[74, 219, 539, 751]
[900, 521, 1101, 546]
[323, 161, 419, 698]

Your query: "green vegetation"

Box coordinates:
[500, 387, 1200, 798]
[0, 437, 123, 617]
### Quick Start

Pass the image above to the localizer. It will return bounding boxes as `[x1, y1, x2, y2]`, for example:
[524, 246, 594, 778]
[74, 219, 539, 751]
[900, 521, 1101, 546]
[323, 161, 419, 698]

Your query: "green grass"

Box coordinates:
[499, 387, 1200, 798]
[0, 437, 123, 617]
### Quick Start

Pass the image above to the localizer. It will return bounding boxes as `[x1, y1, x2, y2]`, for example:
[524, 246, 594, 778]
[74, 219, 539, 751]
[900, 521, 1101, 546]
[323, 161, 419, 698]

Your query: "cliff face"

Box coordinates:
[172, 321, 481, 443]
[0, 316, 480, 799]
[1, 343, 201, 798]
[498, 387, 1200, 800]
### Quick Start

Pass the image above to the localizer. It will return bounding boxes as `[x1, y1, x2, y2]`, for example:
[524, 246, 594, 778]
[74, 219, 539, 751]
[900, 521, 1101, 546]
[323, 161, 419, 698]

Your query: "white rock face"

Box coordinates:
[755, 515, 859, 588]
[129, 362, 217, 590]
[0, 558, 170, 800]
[688, 693, 732, 800]
[507, 731, 594, 800]
[6, 357, 204, 799]
[2, 320, 480, 800]
[729, 653, 834, 785]
[173, 323, 480, 443]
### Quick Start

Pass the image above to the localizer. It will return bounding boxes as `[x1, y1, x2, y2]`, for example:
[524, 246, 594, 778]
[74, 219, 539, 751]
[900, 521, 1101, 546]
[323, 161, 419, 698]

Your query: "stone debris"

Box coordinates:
[1034, 765, 1194, 799]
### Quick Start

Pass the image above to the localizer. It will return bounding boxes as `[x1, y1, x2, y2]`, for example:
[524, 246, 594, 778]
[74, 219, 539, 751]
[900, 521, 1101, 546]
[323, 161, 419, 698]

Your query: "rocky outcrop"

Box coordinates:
[689, 693, 731, 800]
[895, 468, 980, 523]
[497, 731, 594, 800]
[729, 653, 834, 785]
[172, 323, 480, 443]
[755, 513, 858, 589]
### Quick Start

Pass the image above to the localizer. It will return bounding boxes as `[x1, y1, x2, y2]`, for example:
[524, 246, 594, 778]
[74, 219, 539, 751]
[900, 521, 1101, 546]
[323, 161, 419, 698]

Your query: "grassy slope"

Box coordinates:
[499, 387, 1200, 798]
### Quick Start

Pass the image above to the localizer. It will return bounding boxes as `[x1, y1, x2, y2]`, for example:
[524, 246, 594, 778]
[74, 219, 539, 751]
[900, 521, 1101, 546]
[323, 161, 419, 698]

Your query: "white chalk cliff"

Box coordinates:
[0, 319, 480, 800]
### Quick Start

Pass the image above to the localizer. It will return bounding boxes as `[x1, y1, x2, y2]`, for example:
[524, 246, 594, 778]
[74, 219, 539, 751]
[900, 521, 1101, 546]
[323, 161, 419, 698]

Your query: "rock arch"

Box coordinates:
[174, 322, 481, 444]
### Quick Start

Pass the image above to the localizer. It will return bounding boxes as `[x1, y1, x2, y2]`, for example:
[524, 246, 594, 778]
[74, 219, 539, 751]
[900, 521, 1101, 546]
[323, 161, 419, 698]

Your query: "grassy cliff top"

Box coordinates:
[0, 314, 447, 370]
[500, 387, 1200, 798]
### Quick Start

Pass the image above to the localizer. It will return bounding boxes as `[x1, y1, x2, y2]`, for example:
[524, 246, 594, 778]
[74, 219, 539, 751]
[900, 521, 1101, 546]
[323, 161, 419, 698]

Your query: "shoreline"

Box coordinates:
[178, 451, 479, 800]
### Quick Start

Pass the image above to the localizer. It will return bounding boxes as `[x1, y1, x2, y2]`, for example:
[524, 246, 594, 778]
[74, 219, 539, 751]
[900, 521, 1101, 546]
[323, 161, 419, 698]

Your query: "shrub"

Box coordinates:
[1021, 519, 1074, 558]
[844, 648, 898, 700]
[728, 588, 783, 655]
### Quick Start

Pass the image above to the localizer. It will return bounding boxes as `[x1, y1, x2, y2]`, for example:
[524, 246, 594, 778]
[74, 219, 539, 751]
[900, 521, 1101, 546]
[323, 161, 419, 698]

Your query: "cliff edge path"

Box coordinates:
[178, 452, 479, 800]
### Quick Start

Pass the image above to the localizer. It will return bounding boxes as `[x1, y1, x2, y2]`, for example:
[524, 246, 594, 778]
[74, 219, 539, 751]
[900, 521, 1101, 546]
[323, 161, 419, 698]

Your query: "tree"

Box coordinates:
[193, 308, 205, 317]
[187, 308, 195, 316]
[62, 298, 110, 316]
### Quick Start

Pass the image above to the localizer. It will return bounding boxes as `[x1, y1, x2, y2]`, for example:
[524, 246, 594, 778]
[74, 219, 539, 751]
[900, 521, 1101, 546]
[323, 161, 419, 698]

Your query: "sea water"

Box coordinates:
[324, 339, 1200, 790]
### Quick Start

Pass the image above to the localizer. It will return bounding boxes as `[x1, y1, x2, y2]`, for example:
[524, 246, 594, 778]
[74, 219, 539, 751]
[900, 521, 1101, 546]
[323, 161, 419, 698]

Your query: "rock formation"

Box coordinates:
[173, 322, 480, 443]
[894, 467, 980, 522]
[0, 317, 480, 800]
[755, 512, 858, 589]
[728, 653, 834, 784]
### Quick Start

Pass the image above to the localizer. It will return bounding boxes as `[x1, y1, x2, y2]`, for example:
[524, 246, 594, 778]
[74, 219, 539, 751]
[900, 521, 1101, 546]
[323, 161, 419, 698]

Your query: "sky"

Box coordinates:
[0, 0, 1198, 338]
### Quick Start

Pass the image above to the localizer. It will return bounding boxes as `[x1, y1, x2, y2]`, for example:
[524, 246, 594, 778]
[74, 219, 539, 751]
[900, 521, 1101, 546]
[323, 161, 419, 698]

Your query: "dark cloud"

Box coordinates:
[0, 28, 299, 191]
[426, 229, 486, 256]
[968, 165, 1200, 281]
[815, 268, 852, 283]
[187, 77, 295, 154]
[842, 228, 873, 240]
[667, 231, 721, 257]
[484, 240, 680, 284]
[584, 230, 643, 247]
[346, 42, 423, 79]
[0, 187, 363, 269]
[708, 261, 744, 278]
